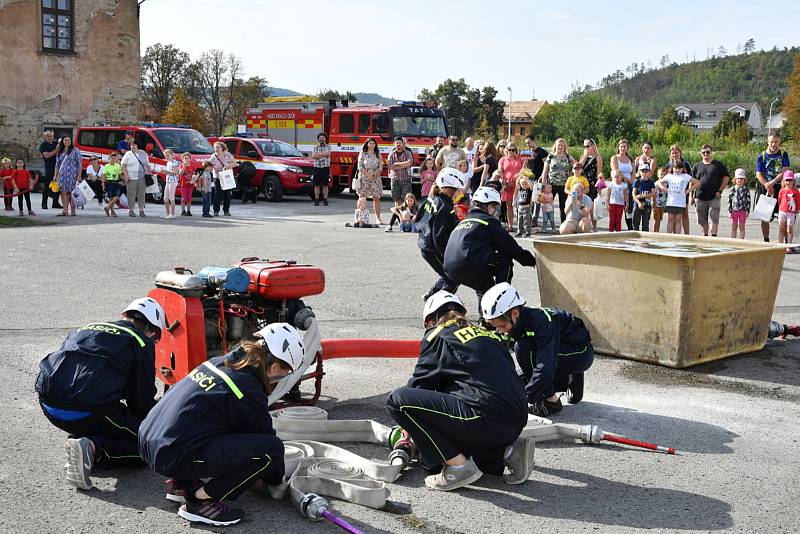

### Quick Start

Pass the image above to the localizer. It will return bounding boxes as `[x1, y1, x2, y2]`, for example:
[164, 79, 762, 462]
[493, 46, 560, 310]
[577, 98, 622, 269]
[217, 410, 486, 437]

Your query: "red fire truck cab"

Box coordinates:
[245, 98, 448, 194]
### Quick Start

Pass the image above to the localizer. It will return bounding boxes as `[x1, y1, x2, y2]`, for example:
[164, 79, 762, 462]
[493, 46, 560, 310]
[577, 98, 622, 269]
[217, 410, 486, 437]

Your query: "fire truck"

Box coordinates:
[244, 97, 448, 194]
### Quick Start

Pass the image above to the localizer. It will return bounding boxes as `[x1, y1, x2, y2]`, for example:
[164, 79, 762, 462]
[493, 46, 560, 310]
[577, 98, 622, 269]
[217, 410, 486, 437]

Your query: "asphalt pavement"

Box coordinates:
[0, 193, 798, 533]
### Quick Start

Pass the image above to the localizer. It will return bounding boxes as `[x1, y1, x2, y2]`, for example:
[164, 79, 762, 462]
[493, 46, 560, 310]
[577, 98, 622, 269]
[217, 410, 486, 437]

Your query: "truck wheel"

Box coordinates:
[330, 184, 344, 195]
[149, 180, 165, 204]
[263, 175, 284, 202]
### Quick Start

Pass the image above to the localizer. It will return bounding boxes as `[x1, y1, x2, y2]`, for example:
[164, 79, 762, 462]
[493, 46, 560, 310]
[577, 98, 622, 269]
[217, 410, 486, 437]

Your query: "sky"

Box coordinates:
[140, 0, 800, 103]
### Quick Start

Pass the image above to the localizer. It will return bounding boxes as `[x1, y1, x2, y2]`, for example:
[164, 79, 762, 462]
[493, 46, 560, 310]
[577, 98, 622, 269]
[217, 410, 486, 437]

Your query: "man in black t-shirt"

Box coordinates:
[524, 135, 549, 227]
[38, 130, 61, 209]
[691, 144, 729, 237]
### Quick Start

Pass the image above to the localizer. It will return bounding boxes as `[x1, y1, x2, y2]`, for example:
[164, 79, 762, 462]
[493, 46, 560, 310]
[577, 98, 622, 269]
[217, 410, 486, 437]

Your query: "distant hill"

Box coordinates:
[595, 47, 799, 118]
[266, 87, 397, 105]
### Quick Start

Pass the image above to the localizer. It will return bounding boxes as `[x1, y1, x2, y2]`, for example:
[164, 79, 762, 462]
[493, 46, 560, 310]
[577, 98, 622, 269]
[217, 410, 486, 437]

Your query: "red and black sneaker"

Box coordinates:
[178, 497, 245, 527]
[165, 479, 202, 504]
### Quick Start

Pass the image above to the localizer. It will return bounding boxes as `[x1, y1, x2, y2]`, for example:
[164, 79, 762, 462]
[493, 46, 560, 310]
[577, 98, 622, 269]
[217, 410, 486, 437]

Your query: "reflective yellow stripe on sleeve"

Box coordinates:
[90, 322, 146, 348]
[202, 362, 245, 399]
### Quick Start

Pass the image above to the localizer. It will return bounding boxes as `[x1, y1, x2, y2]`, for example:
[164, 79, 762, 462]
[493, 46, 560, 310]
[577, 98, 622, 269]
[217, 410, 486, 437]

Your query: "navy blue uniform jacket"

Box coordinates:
[35, 320, 156, 419]
[410, 320, 527, 428]
[138, 350, 276, 474]
[416, 194, 457, 255]
[443, 208, 536, 279]
[510, 307, 591, 402]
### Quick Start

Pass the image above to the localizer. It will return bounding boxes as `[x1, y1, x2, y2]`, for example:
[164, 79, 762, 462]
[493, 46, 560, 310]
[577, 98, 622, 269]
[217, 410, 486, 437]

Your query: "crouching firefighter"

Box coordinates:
[481, 283, 594, 417]
[444, 186, 536, 314]
[386, 291, 535, 492]
[35, 297, 167, 490]
[138, 323, 304, 527]
[416, 168, 466, 301]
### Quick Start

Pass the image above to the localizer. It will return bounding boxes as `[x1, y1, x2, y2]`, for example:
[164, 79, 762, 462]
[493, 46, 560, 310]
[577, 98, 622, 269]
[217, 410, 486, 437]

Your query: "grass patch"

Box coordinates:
[0, 215, 57, 227]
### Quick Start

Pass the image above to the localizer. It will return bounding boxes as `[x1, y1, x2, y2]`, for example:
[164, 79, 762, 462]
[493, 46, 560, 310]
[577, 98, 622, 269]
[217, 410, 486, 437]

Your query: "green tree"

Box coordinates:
[783, 53, 800, 140]
[231, 76, 270, 124]
[317, 89, 357, 102]
[140, 44, 191, 119]
[554, 92, 641, 145]
[162, 89, 209, 133]
[530, 102, 561, 142]
[712, 111, 749, 142]
[417, 79, 480, 138]
[476, 86, 505, 139]
[190, 50, 242, 135]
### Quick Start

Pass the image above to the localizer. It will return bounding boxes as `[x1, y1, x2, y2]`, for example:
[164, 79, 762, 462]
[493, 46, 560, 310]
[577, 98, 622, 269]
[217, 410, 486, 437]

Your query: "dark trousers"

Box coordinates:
[213, 182, 231, 214]
[386, 387, 520, 475]
[41, 174, 60, 208]
[40, 400, 144, 469]
[172, 434, 285, 501]
[519, 345, 594, 401]
[89, 180, 105, 204]
[17, 191, 32, 212]
[554, 185, 567, 222]
[449, 254, 514, 312]
[624, 184, 634, 229]
[421, 250, 458, 294]
[202, 191, 212, 215]
[3, 185, 13, 209]
[632, 205, 651, 231]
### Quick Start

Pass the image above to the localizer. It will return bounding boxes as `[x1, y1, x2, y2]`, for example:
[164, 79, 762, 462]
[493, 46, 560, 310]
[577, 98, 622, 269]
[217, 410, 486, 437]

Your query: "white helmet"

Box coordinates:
[473, 186, 501, 205]
[254, 322, 305, 372]
[481, 283, 526, 320]
[123, 297, 167, 333]
[423, 291, 466, 324]
[435, 168, 466, 189]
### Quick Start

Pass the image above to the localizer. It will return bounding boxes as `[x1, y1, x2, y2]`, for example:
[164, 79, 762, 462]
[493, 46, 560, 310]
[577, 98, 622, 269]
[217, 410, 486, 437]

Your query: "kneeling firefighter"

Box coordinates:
[481, 283, 594, 416]
[138, 323, 304, 527]
[415, 168, 466, 301]
[444, 186, 536, 312]
[35, 297, 166, 490]
[385, 291, 535, 492]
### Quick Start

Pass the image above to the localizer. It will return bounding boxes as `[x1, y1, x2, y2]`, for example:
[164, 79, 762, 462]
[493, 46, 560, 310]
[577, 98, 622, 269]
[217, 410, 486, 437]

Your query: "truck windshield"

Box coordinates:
[153, 129, 214, 155]
[391, 115, 448, 138]
[256, 140, 304, 157]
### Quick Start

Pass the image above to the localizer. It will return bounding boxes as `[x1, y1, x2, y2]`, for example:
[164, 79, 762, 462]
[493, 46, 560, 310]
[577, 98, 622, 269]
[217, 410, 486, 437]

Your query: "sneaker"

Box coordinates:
[785, 325, 800, 338]
[524, 233, 531, 237]
[528, 397, 563, 417]
[385, 226, 393, 232]
[165, 479, 202, 504]
[424, 458, 482, 491]
[202, 213, 213, 218]
[515, 231, 523, 237]
[160, 214, 167, 219]
[186, 211, 192, 216]
[566, 373, 584, 404]
[323, 199, 329, 206]
[213, 211, 219, 217]
[224, 212, 231, 216]
[178, 498, 245, 526]
[314, 200, 319, 206]
[65, 437, 95, 490]
[503, 438, 535, 485]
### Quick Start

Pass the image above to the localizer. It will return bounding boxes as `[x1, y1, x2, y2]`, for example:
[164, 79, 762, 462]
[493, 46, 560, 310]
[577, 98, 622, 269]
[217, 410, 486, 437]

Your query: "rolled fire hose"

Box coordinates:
[268, 318, 322, 405]
[272, 406, 392, 445]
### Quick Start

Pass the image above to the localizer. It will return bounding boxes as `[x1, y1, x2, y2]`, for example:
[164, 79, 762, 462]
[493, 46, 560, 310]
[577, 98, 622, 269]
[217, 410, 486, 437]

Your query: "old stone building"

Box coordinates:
[0, 0, 140, 167]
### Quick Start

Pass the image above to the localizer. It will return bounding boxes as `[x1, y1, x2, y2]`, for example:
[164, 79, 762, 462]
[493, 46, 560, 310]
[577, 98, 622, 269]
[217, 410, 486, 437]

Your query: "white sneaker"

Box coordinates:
[503, 438, 535, 484]
[424, 458, 482, 491]
[65, 437, 95, 490]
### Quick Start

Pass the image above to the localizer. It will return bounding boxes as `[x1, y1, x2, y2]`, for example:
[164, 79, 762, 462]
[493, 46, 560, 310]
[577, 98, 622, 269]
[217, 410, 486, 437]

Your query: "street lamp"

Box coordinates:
[507, 87, 512, 141]
[768, 97, 779, 135]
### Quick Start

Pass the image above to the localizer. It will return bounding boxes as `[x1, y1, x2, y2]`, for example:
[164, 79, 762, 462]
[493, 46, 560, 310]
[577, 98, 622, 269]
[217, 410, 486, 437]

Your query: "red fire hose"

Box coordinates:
[602, 433, 676, 454]
[320, 339, 419, 360]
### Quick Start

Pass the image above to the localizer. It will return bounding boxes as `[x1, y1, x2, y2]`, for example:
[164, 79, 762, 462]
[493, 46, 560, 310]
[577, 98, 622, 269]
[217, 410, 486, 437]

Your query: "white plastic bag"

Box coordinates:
[751, 194, 777, 222]
[593, 189, 609, 220]
[118, 193, 128, 209]
[76, 180, 95, 201]
[218, 168, 237, 191]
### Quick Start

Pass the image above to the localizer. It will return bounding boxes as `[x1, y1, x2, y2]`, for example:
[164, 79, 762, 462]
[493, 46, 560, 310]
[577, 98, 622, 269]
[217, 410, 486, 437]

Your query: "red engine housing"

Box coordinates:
[236, 258, 325, 300]
[147, 288, 207, 385]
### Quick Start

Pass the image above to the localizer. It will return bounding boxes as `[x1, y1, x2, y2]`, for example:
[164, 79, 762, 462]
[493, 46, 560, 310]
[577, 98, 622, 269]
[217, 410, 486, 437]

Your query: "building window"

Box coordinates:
[42, 0, 73, 53]
[520, 127, 526, 136]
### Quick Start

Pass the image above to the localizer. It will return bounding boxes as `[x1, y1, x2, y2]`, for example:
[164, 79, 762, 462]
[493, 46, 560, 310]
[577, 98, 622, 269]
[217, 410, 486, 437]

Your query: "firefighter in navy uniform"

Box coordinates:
[416, 168, 466, 301]
[386, 291, 535, 492]
[138, 323, 304, 527]
[481, 283, 594, 417]
[35, 297, 167, 490]
[444, 186, 536, 311]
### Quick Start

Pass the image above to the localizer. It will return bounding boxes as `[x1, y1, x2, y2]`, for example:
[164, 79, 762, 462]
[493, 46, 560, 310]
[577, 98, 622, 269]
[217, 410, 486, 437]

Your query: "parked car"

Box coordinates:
[208, 136, 320, 201]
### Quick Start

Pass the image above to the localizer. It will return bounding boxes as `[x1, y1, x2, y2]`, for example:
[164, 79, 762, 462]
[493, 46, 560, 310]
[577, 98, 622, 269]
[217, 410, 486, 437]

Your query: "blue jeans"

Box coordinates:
[202, 191, 212, 215]
[542, 211, 556, 232]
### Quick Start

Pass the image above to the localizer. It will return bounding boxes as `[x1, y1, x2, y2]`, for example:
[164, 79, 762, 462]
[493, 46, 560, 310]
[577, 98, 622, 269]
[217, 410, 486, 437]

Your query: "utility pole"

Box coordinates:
[507, 86, 512, 141]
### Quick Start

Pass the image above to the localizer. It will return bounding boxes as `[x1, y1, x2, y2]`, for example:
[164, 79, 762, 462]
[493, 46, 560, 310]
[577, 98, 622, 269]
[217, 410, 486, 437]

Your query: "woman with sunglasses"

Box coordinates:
[539, 138, 576, 222]
[498, 143, 524, 232]
[578, 139, 604, 200]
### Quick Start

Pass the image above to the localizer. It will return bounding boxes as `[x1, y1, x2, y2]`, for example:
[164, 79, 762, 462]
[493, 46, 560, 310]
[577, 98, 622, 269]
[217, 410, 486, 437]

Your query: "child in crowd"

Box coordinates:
[346, 196, 379, 228]
[778, 171, 799, 253]
[728, 168, 751, 239]
[656, 161, 699, 234]
[565, 163, 589, 194]
[539, 183, 556, 233]
[592, 176, 608, 230]
[652, 167, 668, 233]
[632, 163, 655, 231]
[516, 177, 534, 237]
[420, 157, 437, 198]
[102, 152, 123, 217]
[1, 157, 13, 211]
[178, 152, 194, 216]
[85, 156, 105, 206]
[12, 158, 34, 216]
[162, 149, 179, 219]
[389, 192, 418, 232]
[199, 161, 213, 218]
[608, 170, 628, 232]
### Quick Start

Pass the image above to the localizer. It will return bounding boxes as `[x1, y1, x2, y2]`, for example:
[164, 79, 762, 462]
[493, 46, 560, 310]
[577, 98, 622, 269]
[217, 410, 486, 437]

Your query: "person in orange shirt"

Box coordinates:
[12, 158, 35, 216]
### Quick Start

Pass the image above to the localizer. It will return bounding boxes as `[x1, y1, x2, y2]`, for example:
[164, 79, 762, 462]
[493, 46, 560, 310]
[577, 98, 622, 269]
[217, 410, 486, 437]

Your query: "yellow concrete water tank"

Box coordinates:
[533, 231, 786, 368]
